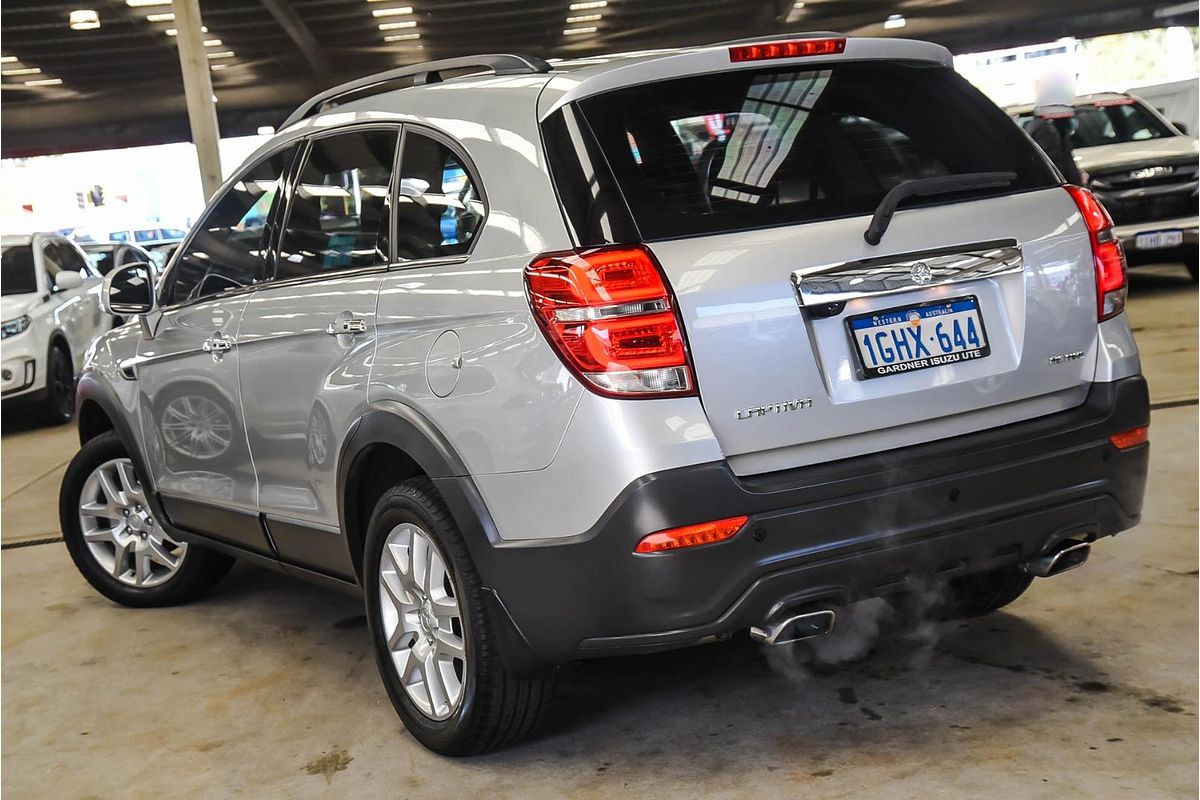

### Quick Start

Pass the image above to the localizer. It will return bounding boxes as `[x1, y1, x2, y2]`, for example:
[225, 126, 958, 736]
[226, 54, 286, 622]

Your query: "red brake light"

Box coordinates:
[1109, 425, 1149, 449]
[525, 244, 695, 397]
[635, 516, 749, 554]
[729, 38, 846, 63]
[1065, 185, 1128, 321]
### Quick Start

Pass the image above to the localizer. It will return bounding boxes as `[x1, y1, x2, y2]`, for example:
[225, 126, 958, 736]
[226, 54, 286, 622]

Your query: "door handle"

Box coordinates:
[325, 317, 368, 336]
[202, 333, 234, 361]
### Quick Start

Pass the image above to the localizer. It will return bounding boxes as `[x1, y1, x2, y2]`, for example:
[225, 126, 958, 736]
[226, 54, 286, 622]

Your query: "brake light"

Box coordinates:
[1109, 425, 1149, 449]
[1065, 185, 1128, 321]
[634, 516, 749, 554]
[525, 244, 695, 397]
[729, 38, 846, 63]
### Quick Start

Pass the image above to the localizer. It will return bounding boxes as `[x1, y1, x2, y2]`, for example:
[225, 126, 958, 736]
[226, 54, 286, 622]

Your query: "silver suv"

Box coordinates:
[59, 36, 1150, 755]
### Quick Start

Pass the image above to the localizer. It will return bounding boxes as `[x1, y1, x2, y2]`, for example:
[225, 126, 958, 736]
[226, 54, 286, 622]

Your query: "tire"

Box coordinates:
[1186, 257, 1197, 282]
[364, 478, 555, 755]
[59, 430, 234, 607]
[892, 565, 1035, 622]
[42, 344, 75, 426]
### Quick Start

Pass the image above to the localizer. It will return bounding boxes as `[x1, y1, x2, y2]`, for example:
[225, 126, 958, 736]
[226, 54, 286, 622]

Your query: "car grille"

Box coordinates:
[1099, 190, 1199, 226]
[1090, 158, 1199, 226]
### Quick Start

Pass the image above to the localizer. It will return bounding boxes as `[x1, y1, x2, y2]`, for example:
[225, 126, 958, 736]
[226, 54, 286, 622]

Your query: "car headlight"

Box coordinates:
[0, 315, 31, 339]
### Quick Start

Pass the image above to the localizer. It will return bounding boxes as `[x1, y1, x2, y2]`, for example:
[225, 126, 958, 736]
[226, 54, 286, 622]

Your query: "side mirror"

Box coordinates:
[1173, 121, 1188, 135]
[102, 261, 158, 316]
[53, 270, 84, 292]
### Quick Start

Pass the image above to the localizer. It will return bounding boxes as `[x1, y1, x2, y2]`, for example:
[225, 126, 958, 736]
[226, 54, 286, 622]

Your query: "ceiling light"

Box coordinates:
[2, 67, 41, 76]
[24, 77, 64, 86]
[203, 39, 223, 46]
[165, 26, 208, 36]
[0, 56, 16, 64]
[210, 63, 228, 70]
[69, 10, 101, 30]
[793, 1, 805, 7]
[371, 6, 414, 16]
[569, 1, 606, 9]
[257, 126, 275, 135]
[384, 32, 421, 41]
[146, 12, 173, 21]
[125, 0, 171, 6]
[883, 14, 906, 29]
[566, 13, 601, 23]
[378, 20, 416, 29]
[563, 26, 597, 35]
[206, 51, 235, 59]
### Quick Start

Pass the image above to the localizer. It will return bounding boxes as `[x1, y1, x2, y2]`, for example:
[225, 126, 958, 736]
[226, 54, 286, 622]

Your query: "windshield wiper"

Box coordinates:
[864, 172, 1017, 246]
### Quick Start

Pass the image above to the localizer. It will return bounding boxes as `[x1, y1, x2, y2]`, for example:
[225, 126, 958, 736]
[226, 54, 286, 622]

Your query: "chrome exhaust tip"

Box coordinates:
[1022, 540, 1091, 578]
[749, 609, 836, 646]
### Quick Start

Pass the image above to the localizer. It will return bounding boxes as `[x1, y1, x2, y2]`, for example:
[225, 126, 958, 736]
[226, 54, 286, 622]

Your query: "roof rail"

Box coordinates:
[715, 31, 848, 46]
[279, 53, 553, 130]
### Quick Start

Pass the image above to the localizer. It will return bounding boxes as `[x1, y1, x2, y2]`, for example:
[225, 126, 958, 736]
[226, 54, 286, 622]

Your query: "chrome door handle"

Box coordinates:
[325, 317, 367, 336]
[202, 333, 234, 361]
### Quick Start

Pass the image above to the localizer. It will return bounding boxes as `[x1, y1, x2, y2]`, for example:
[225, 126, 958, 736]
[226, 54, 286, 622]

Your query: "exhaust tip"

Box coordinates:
[750, 609, 836, 646]
[1022, 540, 1091, 578]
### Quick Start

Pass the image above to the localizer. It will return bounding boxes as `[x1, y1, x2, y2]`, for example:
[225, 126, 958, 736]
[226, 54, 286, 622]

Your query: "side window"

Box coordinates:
[162, 146, 295, 305]
[108, 231, 129, 243]
[394, 131, 485, 261]
[41, 243, 64, 278]
[43, 241, 86, 277]
[275, 129, 398, 281]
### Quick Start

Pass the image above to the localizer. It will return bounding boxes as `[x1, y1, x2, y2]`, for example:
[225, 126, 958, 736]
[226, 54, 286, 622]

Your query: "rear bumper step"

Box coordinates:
[468, 376, 1149, 670]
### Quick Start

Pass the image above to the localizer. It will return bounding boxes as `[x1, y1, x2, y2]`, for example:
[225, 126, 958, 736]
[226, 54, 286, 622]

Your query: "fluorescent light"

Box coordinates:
[2, 67, 41, 76]
[165, 26, 208, 36]
[0, 56, 17, 63]
[384, 32, 421, 41]
[206, 50, 235, 59]
[24, 78, 63, 86]
[70, 10, 101, 30]
[568, 1, 606, 9]
[378, 20, 417, 29]
[566, 13, 601, 23]
[210, 63, 228, 70]
[563, 26, 597, 35]
[257, 126, 275, 135]
[793, 1, 805, 6]
[371, 6, 414, 16]
[883, 14, 906, 28]
[203, 39, 223, 46]
[146, 12, 173, 21]
[125, 0, 171, 6]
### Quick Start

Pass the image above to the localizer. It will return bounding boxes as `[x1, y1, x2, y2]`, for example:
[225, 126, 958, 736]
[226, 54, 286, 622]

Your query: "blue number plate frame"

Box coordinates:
[846, 295, 991, 380]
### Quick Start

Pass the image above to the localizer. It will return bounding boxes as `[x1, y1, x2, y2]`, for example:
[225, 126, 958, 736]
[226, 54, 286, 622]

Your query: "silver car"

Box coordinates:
[59, 36, 1150, 755]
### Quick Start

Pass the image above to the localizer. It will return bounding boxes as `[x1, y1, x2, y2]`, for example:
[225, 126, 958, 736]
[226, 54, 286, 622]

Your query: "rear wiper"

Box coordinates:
[864, 172, 1017, 246]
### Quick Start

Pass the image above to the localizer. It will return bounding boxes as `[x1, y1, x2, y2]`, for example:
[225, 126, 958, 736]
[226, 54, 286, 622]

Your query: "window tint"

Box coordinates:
[275, 129, 398, 280]
[108, 230, 129, 243]
[134, 229, 162, 243]
[394, 131, 485, 261]
[1, 246, 37, 296]
[162, 146, 295, 305]
[43, 241, 86, 276]
[566, 62, 1057, 240]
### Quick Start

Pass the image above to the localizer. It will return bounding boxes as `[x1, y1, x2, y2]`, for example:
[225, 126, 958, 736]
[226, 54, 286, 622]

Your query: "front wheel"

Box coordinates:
[59, 431, 234, 607]
[42, 345, 75, 426]
[364, 479, 554, 755]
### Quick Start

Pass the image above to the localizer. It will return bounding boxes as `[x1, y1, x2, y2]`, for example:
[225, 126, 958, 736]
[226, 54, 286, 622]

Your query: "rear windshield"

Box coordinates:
[562, 61, 1057, 241]
[1, 246, 38, 296]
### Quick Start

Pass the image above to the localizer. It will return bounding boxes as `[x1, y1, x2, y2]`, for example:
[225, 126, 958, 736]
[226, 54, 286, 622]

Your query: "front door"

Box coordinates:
[237, 126, 399, 577]
[135, 144, 296, 554]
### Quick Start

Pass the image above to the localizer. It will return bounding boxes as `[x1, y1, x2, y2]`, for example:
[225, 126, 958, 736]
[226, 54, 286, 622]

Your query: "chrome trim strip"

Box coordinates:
[792, 238, 1022, 306]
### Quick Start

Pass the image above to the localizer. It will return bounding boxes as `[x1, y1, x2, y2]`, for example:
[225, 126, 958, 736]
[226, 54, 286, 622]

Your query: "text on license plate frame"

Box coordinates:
[1134, 230, 1183, 250]
[846, 295, 991, 380]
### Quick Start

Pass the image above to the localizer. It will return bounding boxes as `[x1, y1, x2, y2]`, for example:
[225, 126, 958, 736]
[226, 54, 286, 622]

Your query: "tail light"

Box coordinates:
[728, 38, 846, 62]
[525, 244, 695, 398]
[634, 516, 749, 554]
[1065, 185, 1128, 321]
[1109, 425, 1149, 449]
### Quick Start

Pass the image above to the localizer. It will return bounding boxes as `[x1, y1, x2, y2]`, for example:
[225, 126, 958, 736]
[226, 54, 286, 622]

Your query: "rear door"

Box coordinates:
[236, 125, 399, 578]
[567, 59, 1099, 474]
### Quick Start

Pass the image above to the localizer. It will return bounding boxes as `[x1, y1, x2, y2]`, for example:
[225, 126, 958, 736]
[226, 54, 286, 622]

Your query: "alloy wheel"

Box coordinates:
[78, 457, 187, 588]
[377, 522, 467, 721]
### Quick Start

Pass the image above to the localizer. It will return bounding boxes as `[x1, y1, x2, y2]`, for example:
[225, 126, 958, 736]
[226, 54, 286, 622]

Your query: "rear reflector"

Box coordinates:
[729, 38, 846, 63]
[634, 516, 749, 554]
[1065, 185, 1128, 321]
[1109, 426, 1149, 449]
[525, 244, 696, 398]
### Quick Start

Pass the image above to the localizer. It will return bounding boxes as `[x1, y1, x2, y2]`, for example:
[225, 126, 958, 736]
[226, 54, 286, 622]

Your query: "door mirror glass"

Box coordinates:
[103, 262, 158, 316]
[53, 270, 84, 292]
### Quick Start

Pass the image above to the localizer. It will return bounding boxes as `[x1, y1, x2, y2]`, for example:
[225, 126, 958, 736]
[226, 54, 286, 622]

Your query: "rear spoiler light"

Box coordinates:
[729, 38, 846, 63]
[1064, 186, 1128, 322]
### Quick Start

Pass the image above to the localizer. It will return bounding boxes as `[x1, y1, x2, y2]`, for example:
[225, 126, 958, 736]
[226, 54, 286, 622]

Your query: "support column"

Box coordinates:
[172, 0, 222, 202]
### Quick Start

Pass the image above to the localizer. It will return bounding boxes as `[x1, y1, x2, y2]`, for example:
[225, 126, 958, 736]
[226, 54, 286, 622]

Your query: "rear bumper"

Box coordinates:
[467, 376, 1150, 668]
[1112, 215, 1198, 265]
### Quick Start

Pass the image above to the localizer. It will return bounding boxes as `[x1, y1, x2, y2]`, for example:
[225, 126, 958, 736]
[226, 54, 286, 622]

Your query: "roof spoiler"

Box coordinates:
[279, 53, 553, 130]
[714, 31, 848, 46]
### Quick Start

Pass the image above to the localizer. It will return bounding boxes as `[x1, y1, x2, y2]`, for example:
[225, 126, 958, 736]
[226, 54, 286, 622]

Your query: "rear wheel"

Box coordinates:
[60, 431, 234, 607]
[891, 565, 1034, 622]
[364, 478, 554, 755]
[42, 344, 75, 426]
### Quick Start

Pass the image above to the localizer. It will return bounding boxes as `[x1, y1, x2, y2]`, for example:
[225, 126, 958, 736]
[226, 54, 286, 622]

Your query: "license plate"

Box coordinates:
[847, 296, 990, 379]
[1134, 230, 1183, 249]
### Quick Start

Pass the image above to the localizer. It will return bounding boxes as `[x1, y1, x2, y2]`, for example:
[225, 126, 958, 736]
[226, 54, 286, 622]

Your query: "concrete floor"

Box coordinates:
[2, 266, 1196, 799]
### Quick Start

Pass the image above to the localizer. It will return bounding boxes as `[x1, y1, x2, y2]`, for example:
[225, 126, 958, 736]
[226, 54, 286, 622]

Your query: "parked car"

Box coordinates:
[81, 241, 155, 277]
[103, 224, 189, 245]
[2, 233, 109, 424]
[1010, 92, 1199, 277]
[60, 37, 1150, 755]
[142, 239, 183, 271]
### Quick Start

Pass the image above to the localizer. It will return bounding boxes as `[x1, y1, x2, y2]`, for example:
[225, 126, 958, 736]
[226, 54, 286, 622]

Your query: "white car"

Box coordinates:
[1, 233, 110, 424]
